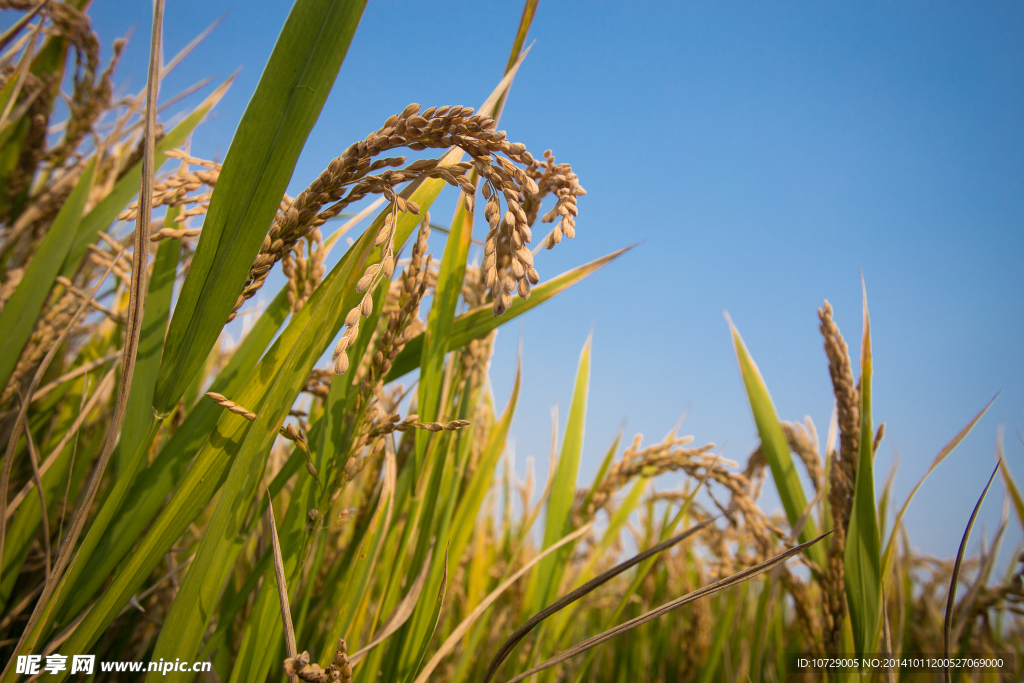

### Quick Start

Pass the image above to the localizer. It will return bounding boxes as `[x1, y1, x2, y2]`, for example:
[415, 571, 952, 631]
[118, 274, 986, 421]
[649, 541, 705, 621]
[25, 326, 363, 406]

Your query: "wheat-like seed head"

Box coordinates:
[817, 299, 859, 655]
[117, 147, 220, 223]
[235, 103, 583, 333]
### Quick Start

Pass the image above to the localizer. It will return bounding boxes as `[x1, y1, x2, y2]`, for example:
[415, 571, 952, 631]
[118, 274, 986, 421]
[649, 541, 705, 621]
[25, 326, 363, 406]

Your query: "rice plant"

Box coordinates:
[0, 1, 1020, 682]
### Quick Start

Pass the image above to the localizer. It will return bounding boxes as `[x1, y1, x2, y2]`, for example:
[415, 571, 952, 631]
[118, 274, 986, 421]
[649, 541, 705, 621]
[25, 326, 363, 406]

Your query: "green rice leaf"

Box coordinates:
[0, 157, 95, 392]
[387, 247, 630, 383]
[534, 336, 591, 610]
[56, 285, 291, 622]
[415, 192, 474, 475]
[317, 277, 388, 495]
[322, 437, 398, 657]
[844, 285, 882, 658]
[402, 549, 449, 683]
[228, 476, 315, 683]
[726, 316, 824, 567]
[999, 458, 1024, 534]
[195, 445, 307, 669]
[445, 362, 521, 582]
[153, 0, 368, 415]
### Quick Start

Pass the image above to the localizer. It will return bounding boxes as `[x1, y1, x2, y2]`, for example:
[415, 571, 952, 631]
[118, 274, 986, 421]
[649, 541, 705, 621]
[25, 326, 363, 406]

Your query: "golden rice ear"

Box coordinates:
[231, 99, 583, 318]
[817, 299, 861, 652]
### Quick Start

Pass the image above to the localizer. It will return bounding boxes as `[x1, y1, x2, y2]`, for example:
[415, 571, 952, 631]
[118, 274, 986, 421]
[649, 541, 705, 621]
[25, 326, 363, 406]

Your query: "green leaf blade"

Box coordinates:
[727, 318, 823, 567]
[415, 197, 473, 476]
[387, 247, 630, 383]
[0, 157, 95, 392]
[844, 290, 882, 659]
[153, 0, 368, 415]
[57, 285, 291, 622]
[534, 337, 591, 610]
[446, 363, 521, 594]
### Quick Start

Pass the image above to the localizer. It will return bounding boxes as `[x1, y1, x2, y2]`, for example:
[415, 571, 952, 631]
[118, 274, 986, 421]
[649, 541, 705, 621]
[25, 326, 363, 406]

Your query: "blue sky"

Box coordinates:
[81, 0, 1022, 558]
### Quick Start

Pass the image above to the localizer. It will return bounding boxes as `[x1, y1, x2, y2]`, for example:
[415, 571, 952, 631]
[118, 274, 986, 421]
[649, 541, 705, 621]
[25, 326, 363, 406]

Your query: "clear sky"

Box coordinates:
[79, 0, 1023, 559]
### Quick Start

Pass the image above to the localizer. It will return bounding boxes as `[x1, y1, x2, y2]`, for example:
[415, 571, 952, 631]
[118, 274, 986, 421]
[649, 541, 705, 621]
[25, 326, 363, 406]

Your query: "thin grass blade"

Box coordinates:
[0, 0, 48, 54]
[506, 532, 831, 683]
[999, 457, 1024, 533]
[268, 489, 297, 668]
[401, 549, 449, 683]
[485, 512, 723, 683]
[882, 395, 998, 584]
[943, 462, 999, 683]
[115, 205, 182, 476]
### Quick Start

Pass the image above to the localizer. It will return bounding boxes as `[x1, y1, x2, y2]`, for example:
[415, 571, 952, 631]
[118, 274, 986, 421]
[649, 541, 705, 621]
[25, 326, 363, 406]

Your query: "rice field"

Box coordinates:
[0, 1, 1020, 681]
